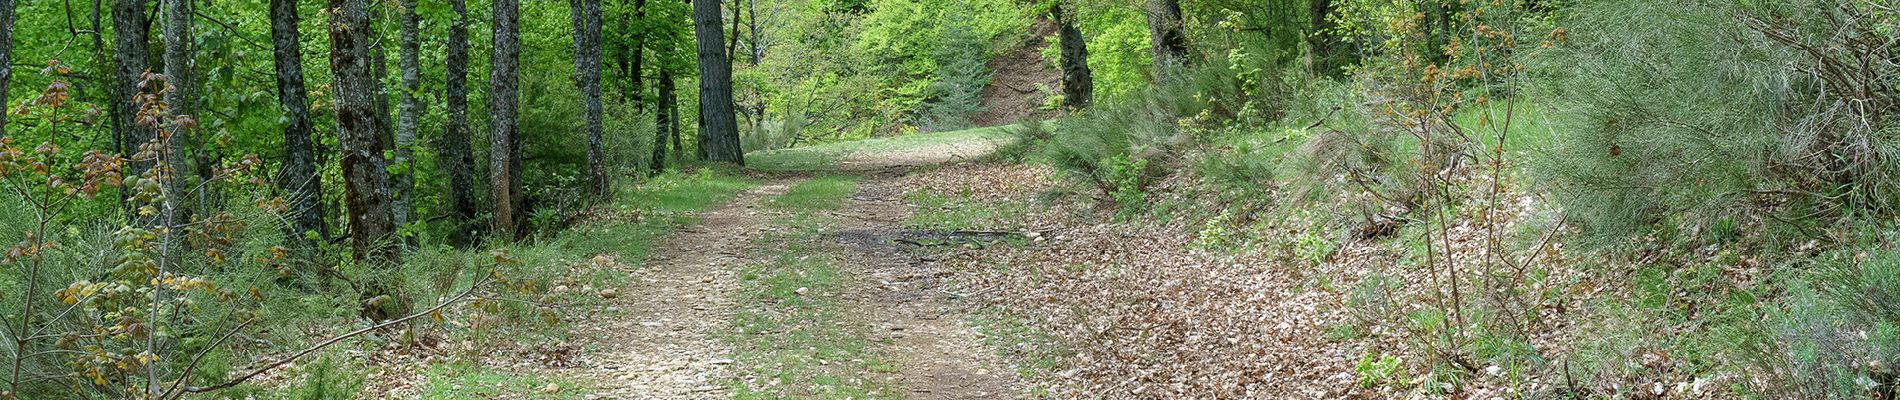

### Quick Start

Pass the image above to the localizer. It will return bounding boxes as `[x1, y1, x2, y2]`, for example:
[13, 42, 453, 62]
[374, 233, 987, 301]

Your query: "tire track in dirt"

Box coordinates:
[829, 168, 1024, 399]
[558, 181, 792, 400]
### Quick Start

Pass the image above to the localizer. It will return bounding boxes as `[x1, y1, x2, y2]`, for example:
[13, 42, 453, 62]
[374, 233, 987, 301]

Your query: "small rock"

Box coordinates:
[794, 287, 809, 295]
[599, 288, 618, 299]
[542, 383, 561, 393]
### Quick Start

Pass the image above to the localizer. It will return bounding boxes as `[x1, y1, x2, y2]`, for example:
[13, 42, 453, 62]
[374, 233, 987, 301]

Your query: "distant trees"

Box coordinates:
[693, 0, 743, 164]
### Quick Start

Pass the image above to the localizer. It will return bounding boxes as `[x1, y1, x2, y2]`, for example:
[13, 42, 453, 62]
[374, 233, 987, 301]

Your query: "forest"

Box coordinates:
[0, 0, 1895, 398]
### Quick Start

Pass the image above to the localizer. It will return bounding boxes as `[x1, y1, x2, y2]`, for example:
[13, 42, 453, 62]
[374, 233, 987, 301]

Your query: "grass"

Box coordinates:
[747, 125, 1017, 171]
[766, 176, 860, 211]
[415, 361, 586, 399]
[727, 177, 900, 399]
[903, 189, 1030, 232]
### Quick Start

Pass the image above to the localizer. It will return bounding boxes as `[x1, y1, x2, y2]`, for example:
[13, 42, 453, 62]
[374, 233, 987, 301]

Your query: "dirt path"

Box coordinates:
[559, 181, 791, 399]
[831, 171, 1021, 399]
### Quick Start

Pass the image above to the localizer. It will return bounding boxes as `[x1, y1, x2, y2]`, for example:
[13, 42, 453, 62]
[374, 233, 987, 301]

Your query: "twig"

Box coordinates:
[183, 275, 493, 393]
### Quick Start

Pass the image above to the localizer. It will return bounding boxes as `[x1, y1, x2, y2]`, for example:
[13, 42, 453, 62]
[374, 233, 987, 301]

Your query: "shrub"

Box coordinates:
[1531, 0, 1900, 248]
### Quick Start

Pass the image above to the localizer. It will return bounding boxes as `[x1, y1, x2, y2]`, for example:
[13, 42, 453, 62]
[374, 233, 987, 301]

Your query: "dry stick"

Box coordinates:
[183, 275, 494, 394]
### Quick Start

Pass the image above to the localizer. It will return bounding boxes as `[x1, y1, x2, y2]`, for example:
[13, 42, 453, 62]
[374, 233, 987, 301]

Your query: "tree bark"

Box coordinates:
[571, 0, 608, 198]
[272, 0, 327, 253]
[652, 68, 673, 174]
[491, 0, 525, 239]
[394, 0, 421, 237]
[113, 0, 155, 184]
[0, 0, 13, 139]
[328, 0, 399, 264]
[1145, 0, 1189, 79]
[622, 0, 646, 105]
[692, 0, 743, 164]
[666, 70, 682, 160]
[1053, 3, 1093, 109]
[441, 0, 479, 246]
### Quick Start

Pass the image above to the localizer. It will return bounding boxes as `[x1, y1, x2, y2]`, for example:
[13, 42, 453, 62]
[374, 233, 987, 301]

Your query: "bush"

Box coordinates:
[1531, 0, 1900, 248]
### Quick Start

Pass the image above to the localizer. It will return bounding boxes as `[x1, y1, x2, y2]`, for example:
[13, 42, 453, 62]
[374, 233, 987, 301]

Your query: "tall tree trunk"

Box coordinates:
[693, 0, 743, 164]
[372, 6, 394, 155]
[1053, 3, 1093, 109]
[441, 0, 479, 246]
[666, 71, 682, 161]
[1145, 0, 1188, 79]
[328, 0, 399, 264]
[652, 68, 673, 174]
[273, 0, 327, 253]
[0, 0, 13, 139]
[393, 0, 421, 239]
[571, 0, 607, 198]
[623, 0, 646, 105]
[113, 0, 155, 195]
[491, 0, 525, 239]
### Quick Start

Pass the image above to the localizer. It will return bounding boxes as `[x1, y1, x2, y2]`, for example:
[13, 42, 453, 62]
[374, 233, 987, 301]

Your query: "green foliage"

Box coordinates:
[1354, 351, 1405, 388]
[1531, 0, 1900, 248]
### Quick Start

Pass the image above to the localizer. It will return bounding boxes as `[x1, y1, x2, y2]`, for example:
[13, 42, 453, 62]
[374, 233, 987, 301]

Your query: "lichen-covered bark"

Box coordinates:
[328, 0, 399, 264]
[113, 0, 154, 178]
[1146, 0, 1189, 78]
[272, 0, 327, 252]
[491, 0, 525, 239]
[440, 0, 479, 246]
[393, 0, 421, 235]
[692, 0, 743, 165]
[1053, 3, 1093, 109]
[571, 0, 608, 198]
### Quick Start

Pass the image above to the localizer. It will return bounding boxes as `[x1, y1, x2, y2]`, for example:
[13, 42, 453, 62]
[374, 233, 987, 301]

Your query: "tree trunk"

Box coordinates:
[441, 0, 479, 246]
[693, 0, 743, 164]
[394, 0, 421, 238]
[1053, 3, 1092, 109]
[1145, 0, 1189, 79]
[491, 0, 525, 239]
[328, 0, 399, 264]
[272, 0, 327, 253]
[1307, 0, 1347, 76]
[372, 6, 394, 155]
[571, 0, 608, 198]
[113, 0, 155, 187]
[0, 0, 13, 139]
[623, 0, 646, 105]
[652, 68, 673, 174]
[667, 71, 682, 160]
